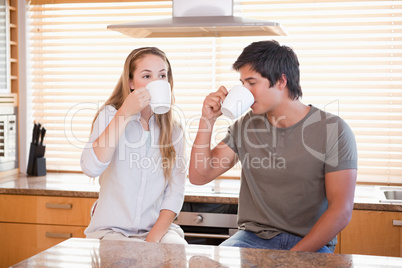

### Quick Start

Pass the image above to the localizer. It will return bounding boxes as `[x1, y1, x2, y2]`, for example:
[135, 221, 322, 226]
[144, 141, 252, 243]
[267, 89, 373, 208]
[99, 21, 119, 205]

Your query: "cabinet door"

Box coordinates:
[340, 210, 402, 257]
[0, 194, 97, 225]
[0, 222, 86, 267]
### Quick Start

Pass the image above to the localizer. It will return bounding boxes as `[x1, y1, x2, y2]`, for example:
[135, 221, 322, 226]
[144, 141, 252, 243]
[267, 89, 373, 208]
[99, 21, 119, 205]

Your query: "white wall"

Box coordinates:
[17, 1, 30, 174]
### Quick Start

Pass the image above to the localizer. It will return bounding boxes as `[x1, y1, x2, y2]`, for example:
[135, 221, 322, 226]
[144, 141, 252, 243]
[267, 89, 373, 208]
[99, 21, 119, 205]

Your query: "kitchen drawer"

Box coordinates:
[0, 194, 97, 226]
[0, 222, 87, 267]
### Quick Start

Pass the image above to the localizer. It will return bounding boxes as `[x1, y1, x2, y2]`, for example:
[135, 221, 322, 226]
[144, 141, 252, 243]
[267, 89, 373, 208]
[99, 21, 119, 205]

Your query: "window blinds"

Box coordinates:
[28, 0, 402, 184]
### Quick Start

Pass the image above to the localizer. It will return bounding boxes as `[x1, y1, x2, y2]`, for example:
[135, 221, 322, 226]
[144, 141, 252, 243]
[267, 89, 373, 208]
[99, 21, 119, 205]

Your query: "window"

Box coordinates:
[28, 0, 402, 183]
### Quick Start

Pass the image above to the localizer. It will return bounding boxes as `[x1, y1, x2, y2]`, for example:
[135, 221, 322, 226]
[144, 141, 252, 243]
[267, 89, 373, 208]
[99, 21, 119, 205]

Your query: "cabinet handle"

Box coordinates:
[46, 203, 72, 209]
[393, 220, 402, 226]
[45, 232, 72, 239]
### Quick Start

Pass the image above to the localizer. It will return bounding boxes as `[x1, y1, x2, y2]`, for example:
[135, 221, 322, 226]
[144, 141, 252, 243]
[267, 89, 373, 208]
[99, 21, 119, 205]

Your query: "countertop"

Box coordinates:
[12, 237, 402, 268]
[0, 172, 401, 211]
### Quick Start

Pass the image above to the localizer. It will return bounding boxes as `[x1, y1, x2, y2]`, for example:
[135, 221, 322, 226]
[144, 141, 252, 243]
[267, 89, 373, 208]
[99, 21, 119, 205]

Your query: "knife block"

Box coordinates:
[27, 143, 46, 176]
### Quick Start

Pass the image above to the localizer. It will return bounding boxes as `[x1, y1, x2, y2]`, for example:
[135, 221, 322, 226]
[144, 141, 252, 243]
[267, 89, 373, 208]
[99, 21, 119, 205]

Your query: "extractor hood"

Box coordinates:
[107, 0, 286, 38]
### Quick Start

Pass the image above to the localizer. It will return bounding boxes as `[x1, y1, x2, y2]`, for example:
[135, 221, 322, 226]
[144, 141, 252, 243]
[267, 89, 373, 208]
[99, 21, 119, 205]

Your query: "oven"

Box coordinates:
[0, 94, 17, 172]
[174, 202, 238, 245]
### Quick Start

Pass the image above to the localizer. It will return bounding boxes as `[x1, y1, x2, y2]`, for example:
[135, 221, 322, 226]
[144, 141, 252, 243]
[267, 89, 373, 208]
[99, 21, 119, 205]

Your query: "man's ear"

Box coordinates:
[277, 74, 287, 89]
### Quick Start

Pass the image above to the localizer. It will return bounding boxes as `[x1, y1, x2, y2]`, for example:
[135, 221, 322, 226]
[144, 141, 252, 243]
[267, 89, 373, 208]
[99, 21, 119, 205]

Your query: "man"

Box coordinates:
[188, 40, 358, 253]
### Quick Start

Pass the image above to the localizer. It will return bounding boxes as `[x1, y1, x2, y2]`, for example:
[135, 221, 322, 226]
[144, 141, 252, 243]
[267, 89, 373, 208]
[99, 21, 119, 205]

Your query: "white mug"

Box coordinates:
[146, 80, 171, 114]
[221, 85, 255, 120]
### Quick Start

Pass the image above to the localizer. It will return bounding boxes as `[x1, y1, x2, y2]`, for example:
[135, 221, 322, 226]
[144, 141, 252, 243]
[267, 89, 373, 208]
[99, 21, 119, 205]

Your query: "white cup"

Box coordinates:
[221, 85, 255, 120]
[146, 80, 171, 114]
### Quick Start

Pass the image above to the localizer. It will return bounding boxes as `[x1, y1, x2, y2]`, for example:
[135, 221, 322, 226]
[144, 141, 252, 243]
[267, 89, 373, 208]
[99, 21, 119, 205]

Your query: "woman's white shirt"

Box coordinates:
[80, 105, 186, 237]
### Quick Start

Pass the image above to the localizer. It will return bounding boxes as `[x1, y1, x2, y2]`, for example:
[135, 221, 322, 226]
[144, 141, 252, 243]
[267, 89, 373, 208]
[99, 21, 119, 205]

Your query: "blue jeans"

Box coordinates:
[220, 230, 333, 253]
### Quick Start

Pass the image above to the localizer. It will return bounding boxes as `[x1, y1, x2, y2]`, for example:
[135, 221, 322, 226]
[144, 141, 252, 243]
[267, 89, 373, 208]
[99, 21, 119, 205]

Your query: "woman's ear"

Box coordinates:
[129, 79, 134, 91]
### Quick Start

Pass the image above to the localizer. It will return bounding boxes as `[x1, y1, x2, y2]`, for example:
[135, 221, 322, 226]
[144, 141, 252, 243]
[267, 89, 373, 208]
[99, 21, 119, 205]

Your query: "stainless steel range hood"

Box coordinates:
[107, 0, 286, 38]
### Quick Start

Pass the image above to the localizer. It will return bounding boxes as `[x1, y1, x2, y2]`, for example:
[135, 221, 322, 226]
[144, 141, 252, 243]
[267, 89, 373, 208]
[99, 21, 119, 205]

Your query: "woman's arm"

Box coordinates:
[145, 209, 177, 242]
[92, 108, 131, 163]
[81, 105, 117, 177]
[93, 88, 150, 163]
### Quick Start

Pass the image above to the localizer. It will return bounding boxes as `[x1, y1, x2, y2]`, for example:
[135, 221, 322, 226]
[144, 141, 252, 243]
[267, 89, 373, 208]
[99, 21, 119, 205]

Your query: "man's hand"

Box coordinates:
[201, 86, 228, 122]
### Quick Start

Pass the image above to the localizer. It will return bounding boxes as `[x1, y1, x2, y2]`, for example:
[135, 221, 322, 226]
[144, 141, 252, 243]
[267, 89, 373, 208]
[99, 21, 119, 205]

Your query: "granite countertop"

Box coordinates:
[0, 172, 240, 204]
[12, 237, 402, 268]
[0, 172, 401, 211]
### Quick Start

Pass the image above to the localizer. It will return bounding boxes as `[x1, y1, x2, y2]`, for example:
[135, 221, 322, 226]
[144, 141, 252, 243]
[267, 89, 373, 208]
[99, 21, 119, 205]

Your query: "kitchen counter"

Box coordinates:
[0, 172, 240, 204]
[11, 237, 402, 268]
[0, 172, 401, 211]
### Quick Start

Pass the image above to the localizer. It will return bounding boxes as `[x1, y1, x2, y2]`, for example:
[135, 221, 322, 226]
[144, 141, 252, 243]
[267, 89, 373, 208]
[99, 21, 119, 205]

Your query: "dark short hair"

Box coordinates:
[233, 40, 302, 100]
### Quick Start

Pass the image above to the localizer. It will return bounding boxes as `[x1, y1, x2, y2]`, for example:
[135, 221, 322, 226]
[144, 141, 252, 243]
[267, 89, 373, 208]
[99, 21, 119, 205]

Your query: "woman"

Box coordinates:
[81, 47, 187, 244]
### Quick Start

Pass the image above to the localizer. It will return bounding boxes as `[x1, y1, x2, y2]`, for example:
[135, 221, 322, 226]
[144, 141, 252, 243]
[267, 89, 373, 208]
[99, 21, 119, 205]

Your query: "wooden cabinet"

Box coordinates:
[0, 223, 87, 267]
[9, 0, 18, 96]
[0, 194, 97, 267]
[340, 210, 402, 257]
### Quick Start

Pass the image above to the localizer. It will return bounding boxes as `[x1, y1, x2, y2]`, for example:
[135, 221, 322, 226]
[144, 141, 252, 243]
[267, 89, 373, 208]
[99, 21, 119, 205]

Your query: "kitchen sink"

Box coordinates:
[376, 186, 402, 203]
[384, 190, 402, 200]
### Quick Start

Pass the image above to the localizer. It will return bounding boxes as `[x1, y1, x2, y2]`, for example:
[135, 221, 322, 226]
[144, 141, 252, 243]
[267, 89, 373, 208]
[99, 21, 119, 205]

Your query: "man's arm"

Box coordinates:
[190, 140, 237, 185]
[290, 169, 357, 252]
[189, 86, 238, 185]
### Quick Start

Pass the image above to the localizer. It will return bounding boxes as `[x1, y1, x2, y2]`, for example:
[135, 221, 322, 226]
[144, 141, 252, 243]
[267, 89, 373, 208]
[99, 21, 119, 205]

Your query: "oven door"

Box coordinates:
[174, 203, 238, 245]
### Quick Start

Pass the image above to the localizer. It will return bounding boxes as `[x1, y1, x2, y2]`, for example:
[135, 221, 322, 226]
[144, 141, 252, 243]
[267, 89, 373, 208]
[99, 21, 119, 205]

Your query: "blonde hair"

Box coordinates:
[91, 47, 178, 184]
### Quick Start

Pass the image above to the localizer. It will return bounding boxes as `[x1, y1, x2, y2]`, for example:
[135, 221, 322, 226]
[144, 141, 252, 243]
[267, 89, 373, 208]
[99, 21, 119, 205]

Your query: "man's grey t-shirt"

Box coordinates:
[221, 105, 358, 248]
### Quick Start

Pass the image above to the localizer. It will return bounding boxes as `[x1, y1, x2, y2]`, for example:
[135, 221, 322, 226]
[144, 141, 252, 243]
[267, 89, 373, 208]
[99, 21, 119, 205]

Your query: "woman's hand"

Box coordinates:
[202, 86, 228, 122]
[120, 87, 151, 118]
[145, 209, 176, 243]
[145, 233, 160, 243]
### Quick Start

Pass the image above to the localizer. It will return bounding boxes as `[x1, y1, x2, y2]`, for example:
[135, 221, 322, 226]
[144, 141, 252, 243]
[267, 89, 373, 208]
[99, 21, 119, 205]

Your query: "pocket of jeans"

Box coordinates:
[280, 233, 302, 250]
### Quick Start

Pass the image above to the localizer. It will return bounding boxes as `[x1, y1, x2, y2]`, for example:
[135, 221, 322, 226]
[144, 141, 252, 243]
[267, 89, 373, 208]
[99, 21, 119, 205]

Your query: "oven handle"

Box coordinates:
[184, 232, 230, 239]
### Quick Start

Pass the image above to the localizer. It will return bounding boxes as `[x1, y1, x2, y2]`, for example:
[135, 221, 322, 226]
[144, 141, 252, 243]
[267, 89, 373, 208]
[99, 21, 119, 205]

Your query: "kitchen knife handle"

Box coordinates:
[35, 123, 41, 145]
[40, 127, 46, 145]
[32, 123, 38, 144]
